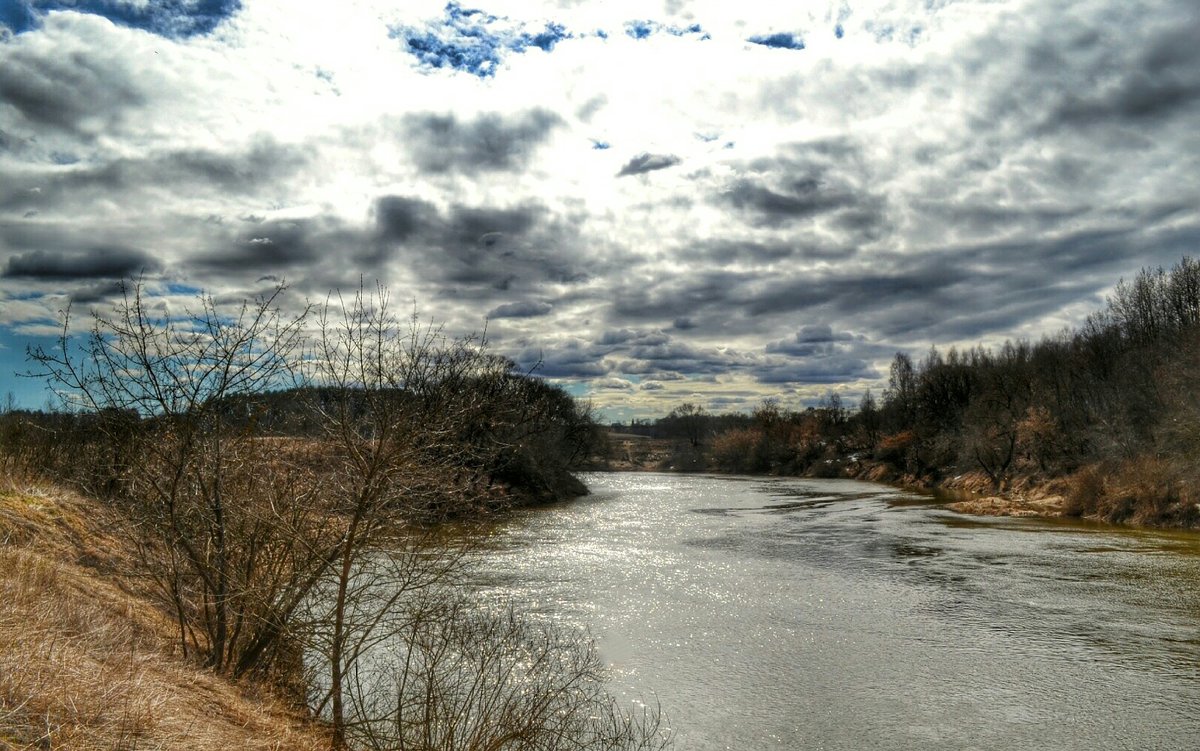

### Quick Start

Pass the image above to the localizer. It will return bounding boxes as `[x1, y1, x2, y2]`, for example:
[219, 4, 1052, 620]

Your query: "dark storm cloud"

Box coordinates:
[749, 225, 1200, 342]
[1049, 21, 1200, 127]
[724, 178, 854, 224]
[597, 328, 668, 346]
[765, 325, 860, 357]
[2, 247, 157, 279]
[611, 269, 757, 323]
[512, 338, 610, 378]
[160, 141, 310, 191]
[755, 325, 886, 386]
[616, 153, 681, 177]
[373, 196, 439, 243]
[912, 200, 1087, 238]
[718, 139, 889, 235]
[510, 327, 755, 382]
[971, 4, 1200, 139]
[0, 32, 143, 136]
[755, 357, 877, 385]
[605, 218, 1200, 352]
[402, 109, 563, 173]
[370, 194, 591, 297]
[681, 239, 815, 265]
[0, 140, 308, 213]
[195, 217, 348, 274]
[68, 279, 126, 305]
[589, 328, 754, 377]
[487, 301, 553, 318]
[611, 345, 751, 377]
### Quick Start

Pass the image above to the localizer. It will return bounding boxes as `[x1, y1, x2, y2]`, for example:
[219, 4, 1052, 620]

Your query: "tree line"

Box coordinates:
[615, 258, 1200, 528]
[0, 281, 665, 751]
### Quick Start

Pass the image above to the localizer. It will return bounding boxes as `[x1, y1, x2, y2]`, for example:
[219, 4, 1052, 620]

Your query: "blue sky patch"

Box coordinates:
[866, 22, 922, 45]
[625, 20, 654, 40]
[394, 3, 574, 78]
[165, 282, 203, 296]
[591, 140, 611, 150]
[624, 20, 709, 40]
[748, 32, 805, 50]
[0, 1, 39, 35]
[667, 23, 705, 37]
[0, 329, 65, 409]
[835, 24, 845, 39]
[524, 21, 569, 52]
[4, 1, 241, 39]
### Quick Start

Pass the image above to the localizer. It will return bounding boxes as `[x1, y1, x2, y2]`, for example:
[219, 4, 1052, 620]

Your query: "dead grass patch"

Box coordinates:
[0, 478, 325, 750]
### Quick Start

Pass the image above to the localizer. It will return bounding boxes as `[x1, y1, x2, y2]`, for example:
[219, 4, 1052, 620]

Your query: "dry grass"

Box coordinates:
[1063, 458, 1200, 528]
[0, 474, 327, 751]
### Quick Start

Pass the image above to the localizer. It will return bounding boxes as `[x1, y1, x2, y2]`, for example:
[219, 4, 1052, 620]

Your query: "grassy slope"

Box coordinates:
[0, 474, 326, 751]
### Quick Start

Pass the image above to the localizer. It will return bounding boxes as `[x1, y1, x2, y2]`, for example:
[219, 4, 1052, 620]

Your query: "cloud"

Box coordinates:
[616, 152, 681, 177]
[0, 16, 146, 136]
[718, 141, 886, 232]
[0, 139, 308, 213]
[401, 109, 563, 173]
[755, 357, 877, 385]
[756, 325, 882, 385]
[2, 247, 158, 280]
[592, 376, 634, 391]
[765, 325, 859, 356]
[723, 179, 855, 224]
[193, 217, 349, 276]
[1049, 22, 1200, 127]
[373, 196, 440, 244]
[488, 300, 553, 318]
[369, 195, 592, 297]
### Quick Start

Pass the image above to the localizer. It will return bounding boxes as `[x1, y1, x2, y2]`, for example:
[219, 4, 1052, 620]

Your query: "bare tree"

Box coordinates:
[25, 280, 333, 676]
[305, 283, 513, 748]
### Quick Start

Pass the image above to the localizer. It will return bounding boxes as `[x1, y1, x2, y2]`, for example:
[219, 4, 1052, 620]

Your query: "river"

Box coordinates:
[464, 472, 1200, 750]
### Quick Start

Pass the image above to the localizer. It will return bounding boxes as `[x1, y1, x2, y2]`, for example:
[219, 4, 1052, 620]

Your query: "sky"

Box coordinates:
[1, 0, 1198, 420]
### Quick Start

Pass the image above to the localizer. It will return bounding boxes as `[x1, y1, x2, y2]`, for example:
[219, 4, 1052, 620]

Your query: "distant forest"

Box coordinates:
[609, 258, 1200, 528]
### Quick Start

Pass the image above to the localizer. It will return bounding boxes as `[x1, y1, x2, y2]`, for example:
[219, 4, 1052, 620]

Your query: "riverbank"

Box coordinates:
[593, 434, 1200, 529]
[856, 464, 1070, 520]
[0, 474, 325, 749]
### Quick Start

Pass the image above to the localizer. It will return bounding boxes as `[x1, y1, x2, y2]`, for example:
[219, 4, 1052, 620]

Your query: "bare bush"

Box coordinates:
[339, 595, 670, 751]
[24, 280, 331, 677]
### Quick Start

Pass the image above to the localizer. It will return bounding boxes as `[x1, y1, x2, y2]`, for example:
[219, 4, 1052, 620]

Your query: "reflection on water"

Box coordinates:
[464, 473, 1200, 750]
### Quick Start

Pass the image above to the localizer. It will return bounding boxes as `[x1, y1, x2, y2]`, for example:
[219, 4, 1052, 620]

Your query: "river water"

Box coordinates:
[464, 473, 1200, 750]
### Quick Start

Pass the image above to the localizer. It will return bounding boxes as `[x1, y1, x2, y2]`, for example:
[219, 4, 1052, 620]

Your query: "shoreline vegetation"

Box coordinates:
[603, 436, 1075, 520]
[0, 282, 660, 750]
[594, 258, 1200, 531]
